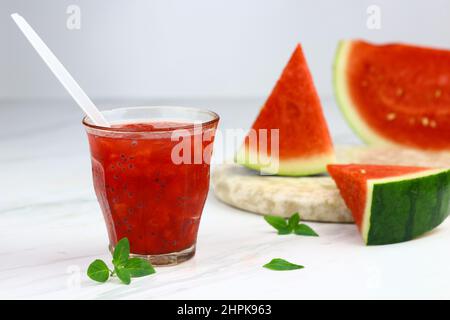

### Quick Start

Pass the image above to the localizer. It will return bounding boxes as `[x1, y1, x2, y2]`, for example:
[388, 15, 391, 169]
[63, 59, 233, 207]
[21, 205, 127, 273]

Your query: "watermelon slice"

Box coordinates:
[236, 44, 335, 176]
[334, 40, 450, 150]
[328, 164, 450, 245]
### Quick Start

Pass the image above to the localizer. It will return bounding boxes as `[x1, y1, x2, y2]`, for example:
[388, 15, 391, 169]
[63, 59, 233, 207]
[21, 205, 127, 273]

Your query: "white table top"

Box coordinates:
[1, 99, 449, 299]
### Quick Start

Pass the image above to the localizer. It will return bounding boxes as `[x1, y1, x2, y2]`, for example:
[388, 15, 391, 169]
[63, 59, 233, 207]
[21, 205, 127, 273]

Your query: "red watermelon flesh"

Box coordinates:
[327, 164, 428, 230]
[335, 40, 450, 150]
[236, 44, 335, 176]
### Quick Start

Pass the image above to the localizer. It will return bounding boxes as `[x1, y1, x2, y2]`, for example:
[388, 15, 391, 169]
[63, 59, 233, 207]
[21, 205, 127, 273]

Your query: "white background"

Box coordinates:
[1, 1, 450, 299]
[2, 0, 450, 102]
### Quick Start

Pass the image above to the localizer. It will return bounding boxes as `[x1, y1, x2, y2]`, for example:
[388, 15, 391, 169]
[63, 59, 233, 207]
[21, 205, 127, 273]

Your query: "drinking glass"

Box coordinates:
[83, 106, 219, 265]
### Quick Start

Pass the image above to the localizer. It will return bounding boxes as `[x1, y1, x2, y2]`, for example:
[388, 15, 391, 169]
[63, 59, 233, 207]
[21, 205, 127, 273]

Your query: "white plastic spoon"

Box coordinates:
[11, 13, 110, 127]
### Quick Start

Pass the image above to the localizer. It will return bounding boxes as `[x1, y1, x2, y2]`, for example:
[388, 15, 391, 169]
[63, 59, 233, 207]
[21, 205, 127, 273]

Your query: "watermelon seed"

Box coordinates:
[434, 89, 442, 98]
[421, 117, 430, 127]
[386, 113, 396, 121]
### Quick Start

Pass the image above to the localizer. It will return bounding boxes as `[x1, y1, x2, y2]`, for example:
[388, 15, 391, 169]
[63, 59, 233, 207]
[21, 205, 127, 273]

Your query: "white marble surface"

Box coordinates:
[1, 98, 450, 299]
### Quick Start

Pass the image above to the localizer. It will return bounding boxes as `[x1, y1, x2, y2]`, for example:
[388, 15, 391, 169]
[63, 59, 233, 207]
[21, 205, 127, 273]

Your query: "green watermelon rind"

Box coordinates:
[333, 40, 399, 147]
[362, 168, 450, 245]
[235, 147, 335, 176]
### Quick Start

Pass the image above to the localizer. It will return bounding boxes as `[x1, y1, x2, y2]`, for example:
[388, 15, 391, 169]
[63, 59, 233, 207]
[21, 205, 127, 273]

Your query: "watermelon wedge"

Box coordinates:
[328, 164, 450, 245]
[334, 40, 450, 150]
[236, 44, 335, 176]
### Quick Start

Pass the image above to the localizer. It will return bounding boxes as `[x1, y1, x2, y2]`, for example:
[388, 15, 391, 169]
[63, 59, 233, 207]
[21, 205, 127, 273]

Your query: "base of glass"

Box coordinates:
[109, 243, 196, 266]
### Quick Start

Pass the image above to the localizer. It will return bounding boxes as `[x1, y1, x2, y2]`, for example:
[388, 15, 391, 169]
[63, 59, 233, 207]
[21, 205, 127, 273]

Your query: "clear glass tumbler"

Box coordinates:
[83, 106, 219, 265]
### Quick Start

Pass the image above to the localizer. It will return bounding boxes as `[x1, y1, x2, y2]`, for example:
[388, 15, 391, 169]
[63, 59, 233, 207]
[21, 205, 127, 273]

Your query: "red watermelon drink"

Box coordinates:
[83, 106, 219, 265]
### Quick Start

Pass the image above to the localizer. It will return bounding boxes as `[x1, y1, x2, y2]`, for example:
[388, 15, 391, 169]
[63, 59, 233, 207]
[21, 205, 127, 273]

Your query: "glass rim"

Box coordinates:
[82, 105, 220, 133]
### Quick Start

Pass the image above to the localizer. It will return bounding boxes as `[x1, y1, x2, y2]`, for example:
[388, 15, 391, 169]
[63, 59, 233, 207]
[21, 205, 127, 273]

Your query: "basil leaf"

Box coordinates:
[294, 224, 319, 237]
[115, 266, 131, 285]
[288, 212, 300, 229]
[87, 259, 110, 283]
[125, 258, 156, 278]
[264, 215, 291, 234]
[263, 258, 304, 271]
[113, 238, 130, 266]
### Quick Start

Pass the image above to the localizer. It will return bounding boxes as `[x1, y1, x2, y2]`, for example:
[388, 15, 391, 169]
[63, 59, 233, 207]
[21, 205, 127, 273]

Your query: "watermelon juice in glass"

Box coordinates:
[83, 106, 219, 265]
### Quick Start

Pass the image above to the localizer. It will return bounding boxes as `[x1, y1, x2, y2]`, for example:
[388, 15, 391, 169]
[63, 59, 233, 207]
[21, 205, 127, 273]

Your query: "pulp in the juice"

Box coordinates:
[87, 122, 215, 255]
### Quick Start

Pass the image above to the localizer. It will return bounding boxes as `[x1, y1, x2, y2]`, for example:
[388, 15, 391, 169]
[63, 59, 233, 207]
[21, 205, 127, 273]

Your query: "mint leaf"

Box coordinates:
[263, 258, 304, 271]
[87, 259, 110, 283]
[113, 238, 130, 267]
[125, 258, 156, 278]
[87, 237, 156, 285]
[115, 266, 131, 285]
[264, 215, 291, 234]
[294, 224, 319, 237]
[288, 212, 300, 229]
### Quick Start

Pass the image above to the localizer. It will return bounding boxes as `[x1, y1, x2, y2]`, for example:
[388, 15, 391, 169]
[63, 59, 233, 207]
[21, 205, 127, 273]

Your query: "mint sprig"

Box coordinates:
[264, 212, 318, 237]
[264, 215, 291, 235]
[87, 237, 155, 285]
[263, 258, 304, 271]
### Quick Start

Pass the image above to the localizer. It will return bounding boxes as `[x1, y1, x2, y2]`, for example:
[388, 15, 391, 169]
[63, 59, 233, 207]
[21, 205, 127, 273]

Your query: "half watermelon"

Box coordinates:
[236, 44, 335, 176]
[328, 164, 450, 245]
[334, 40, 450, 150]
